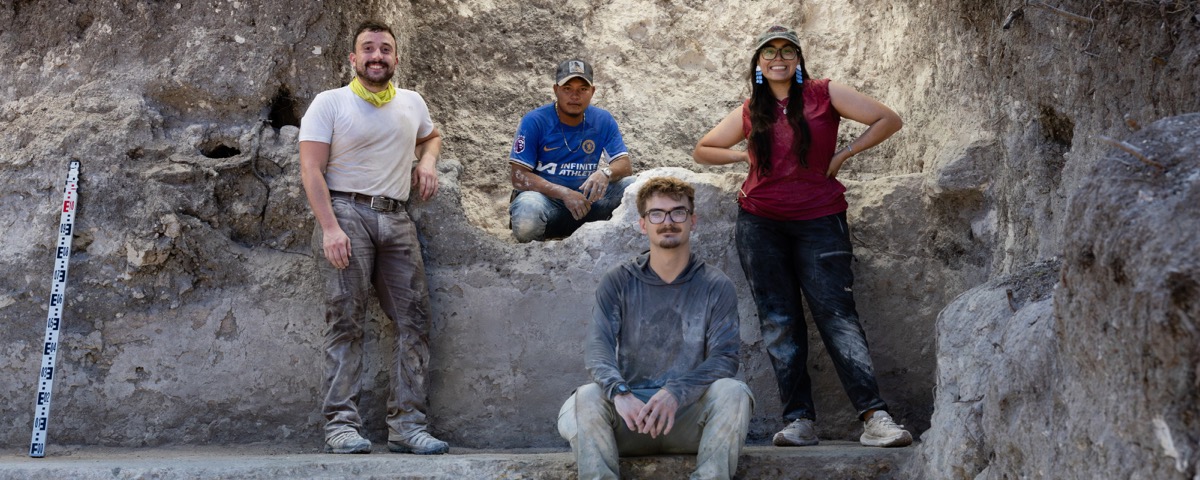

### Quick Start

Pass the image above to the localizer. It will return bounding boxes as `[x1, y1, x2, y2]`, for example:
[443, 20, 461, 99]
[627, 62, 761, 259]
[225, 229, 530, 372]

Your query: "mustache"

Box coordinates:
[656, 224, 681, 234]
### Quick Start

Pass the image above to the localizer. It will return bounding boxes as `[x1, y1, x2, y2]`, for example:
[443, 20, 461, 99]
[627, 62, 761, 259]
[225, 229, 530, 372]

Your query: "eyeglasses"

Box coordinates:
[760, 46, 799, 61]
[643, 208, 692, 224]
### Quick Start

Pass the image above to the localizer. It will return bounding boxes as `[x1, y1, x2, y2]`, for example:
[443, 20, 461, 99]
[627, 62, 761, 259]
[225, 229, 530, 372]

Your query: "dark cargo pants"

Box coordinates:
[735, 209, 888, 422]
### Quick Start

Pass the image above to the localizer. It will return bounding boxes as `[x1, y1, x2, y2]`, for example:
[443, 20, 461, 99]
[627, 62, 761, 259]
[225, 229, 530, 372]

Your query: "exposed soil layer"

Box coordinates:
[0, 2, 1197, 477]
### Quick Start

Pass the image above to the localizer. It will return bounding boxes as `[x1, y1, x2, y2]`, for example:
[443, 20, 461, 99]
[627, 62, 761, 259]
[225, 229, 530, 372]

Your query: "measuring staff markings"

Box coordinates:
[29, 160, 80, 458]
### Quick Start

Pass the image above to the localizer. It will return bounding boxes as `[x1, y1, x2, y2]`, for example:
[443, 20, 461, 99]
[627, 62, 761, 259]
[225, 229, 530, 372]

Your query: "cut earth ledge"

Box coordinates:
[0, 441, 914, 479]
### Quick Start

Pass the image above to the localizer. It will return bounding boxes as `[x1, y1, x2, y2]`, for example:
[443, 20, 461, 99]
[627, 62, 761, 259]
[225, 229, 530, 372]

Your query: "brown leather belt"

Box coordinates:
[330, 191, 403, 213]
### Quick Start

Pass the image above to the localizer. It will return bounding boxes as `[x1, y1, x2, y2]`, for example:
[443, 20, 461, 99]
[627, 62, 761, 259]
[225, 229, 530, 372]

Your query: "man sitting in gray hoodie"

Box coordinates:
[556, 176, 754, 480]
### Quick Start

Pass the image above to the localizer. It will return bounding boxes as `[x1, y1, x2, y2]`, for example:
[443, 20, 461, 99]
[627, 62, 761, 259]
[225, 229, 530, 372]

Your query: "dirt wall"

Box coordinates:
[913, 114, 1200, 479]
[0, 0, 1196, 466]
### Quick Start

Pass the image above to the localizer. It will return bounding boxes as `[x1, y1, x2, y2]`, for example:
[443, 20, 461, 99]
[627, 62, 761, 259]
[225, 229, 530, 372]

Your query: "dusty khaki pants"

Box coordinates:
[557, 378, 753, 480]
[314, 198, 433, 442]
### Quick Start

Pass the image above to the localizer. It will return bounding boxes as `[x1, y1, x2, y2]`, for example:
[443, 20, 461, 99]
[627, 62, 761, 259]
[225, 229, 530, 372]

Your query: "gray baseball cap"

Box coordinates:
[555, 59, 594, 85]
[754, 25, 801, 50]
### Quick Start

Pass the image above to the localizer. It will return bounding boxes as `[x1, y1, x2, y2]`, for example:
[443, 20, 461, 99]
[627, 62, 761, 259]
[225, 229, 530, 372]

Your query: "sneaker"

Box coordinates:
[860, 411, 913, 447]
[388, 431, 450, 455]
[773, 418, 819, 446]
[324, 430, 371, 454]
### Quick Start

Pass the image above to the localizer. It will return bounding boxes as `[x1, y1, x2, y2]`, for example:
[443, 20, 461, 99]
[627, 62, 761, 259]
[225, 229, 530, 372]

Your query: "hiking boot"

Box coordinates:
[860, 411, 913, 447]
[324, 430, 371, 454]
[388, 431, 450, 455]
[772, 418, 819, 446]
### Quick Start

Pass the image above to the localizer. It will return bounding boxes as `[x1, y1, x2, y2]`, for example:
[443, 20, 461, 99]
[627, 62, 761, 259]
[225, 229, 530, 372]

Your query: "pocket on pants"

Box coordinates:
[813, 249, 855, 296]
[325, 271, 354, 302]
[816, 250, 853, 260]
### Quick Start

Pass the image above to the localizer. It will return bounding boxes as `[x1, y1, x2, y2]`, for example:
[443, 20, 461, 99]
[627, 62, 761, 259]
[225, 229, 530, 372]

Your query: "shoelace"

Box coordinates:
[408, 432, 442, 447]
[871, 415, 904, 429]
[330, 431, 364, 445]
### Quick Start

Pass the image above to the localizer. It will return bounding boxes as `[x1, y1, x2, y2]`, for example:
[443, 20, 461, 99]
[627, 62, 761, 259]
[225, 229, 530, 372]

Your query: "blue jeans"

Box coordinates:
[509, 177, 635, 242]
[735, 209, 888, 422]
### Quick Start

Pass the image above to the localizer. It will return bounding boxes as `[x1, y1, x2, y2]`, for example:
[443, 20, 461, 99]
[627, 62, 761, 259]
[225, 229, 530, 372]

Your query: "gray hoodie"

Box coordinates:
[585, 252, 740, 408]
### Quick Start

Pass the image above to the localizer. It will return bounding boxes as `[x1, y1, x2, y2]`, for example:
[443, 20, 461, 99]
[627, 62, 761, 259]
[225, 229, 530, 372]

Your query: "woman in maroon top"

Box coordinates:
[693, 26, 911, 448]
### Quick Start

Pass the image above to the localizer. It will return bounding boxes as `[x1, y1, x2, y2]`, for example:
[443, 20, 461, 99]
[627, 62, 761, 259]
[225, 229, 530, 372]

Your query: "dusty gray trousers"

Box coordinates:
[313, 198, 433, 442]
[557, 379, 754, 480]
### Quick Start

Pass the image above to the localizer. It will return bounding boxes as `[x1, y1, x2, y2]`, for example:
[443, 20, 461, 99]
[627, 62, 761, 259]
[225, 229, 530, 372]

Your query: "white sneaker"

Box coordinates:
[773, 418, 819, 446]
[860, 411, 913, 447]
[324, 430, 371, 454]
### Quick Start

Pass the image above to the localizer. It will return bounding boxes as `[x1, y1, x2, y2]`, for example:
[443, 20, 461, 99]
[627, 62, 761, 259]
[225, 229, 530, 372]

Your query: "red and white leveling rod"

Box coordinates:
[29, 160, 80, 458]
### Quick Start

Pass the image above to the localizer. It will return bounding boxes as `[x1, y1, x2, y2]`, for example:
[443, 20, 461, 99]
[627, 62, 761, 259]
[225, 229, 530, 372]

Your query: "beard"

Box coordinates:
[655, 225, 684, 249]
[356, 60, 395, 88]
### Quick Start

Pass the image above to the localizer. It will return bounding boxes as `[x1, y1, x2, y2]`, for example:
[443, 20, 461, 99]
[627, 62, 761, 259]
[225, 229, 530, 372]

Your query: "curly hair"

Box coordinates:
[636, 177, 695, 215]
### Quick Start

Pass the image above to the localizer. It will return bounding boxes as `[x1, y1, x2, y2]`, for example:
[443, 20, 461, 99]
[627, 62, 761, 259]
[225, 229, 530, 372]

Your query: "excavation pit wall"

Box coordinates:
[1, 0, 1197, 473]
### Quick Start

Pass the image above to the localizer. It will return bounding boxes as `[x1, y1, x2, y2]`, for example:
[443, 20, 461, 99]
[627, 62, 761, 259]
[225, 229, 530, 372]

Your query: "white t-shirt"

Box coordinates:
[298, 85, 435, 201]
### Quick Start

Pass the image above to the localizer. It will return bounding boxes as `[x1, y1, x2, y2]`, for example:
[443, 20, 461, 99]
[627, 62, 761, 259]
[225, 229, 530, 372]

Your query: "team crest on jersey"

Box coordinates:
[582, 139, 595, 154]
[513, 135, 526, 154]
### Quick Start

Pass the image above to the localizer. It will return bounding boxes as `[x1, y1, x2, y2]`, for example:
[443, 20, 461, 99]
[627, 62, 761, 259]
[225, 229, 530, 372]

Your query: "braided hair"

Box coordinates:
[746, 43, 812, 176]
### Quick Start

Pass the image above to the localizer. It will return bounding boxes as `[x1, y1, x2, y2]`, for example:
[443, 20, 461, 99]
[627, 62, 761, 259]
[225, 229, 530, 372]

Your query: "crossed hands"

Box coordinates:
[579, 169, 610, 203]
[563, 170, 610, 220]
[614, 389, 679, 439]
[562, 190, 592, 221]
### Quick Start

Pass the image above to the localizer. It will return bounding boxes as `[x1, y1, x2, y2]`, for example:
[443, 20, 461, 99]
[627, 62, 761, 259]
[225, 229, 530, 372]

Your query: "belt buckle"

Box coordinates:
[369, 195, 395, 212]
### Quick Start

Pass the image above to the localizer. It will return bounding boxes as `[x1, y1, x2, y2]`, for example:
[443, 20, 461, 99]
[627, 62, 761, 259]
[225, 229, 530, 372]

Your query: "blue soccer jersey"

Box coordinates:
[509, 104, 629, 191]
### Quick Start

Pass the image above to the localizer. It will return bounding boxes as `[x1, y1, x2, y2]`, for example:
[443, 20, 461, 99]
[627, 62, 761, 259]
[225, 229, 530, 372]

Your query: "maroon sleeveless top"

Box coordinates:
[738, 78, 847, 221]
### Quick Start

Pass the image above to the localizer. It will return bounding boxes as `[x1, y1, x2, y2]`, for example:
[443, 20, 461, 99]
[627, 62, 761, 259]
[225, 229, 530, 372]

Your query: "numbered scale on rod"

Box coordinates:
[30, 160, 80, 458]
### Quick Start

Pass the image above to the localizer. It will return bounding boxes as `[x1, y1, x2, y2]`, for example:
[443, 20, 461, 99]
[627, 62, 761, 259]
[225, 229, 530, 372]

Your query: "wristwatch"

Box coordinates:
[614, 383, 631, 397]
[600, 166, 612, 178]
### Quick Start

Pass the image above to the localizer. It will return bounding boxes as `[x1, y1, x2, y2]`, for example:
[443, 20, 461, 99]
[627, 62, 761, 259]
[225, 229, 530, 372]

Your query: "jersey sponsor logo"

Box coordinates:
[582, 139, 595, 154]
[543, 145, 560, 152]
[536, 163, 557, 175]
[513, 135, 526, 154]
[555, 163, 595, 177]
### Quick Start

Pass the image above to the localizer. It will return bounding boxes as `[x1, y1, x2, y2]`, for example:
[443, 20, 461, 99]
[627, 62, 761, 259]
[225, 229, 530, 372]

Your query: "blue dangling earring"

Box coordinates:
[755, 66, 763, 85]
[796, 69, 804, 84]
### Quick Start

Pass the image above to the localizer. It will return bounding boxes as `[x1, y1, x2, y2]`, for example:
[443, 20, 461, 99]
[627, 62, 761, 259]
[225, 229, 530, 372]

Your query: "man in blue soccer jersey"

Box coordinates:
[508, 59, 636, 243]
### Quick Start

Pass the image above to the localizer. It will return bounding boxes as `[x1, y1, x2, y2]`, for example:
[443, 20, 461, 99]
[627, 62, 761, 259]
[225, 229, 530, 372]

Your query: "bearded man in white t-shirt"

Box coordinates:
[298, 20, 447, 456]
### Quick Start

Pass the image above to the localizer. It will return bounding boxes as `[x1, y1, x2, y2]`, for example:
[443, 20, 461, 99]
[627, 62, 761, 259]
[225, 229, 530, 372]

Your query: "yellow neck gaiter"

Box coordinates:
[349, 77, 396, 107]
